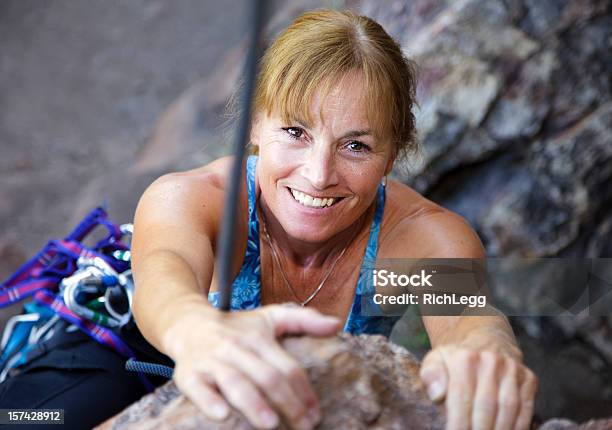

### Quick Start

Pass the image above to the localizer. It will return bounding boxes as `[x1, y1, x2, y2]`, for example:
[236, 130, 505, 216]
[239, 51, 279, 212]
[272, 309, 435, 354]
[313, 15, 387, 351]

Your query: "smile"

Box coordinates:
[288, 187, 343, 209]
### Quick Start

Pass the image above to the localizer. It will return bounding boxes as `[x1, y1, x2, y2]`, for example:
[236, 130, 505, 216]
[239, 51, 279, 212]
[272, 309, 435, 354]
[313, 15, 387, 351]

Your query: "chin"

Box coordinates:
[280, 220, 330, 243]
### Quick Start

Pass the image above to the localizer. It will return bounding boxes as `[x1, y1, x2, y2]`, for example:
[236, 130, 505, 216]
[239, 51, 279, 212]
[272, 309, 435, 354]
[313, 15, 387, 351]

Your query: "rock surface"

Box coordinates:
[96, 334, 446, 430]
[96, 334, 612, 430]
[361, 0, 612, 260]
[362, 0, 612, 420]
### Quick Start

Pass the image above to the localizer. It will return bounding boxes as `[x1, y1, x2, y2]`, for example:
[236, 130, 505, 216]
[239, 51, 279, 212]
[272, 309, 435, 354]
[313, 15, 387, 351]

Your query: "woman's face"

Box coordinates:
[251, 71, 396, 244]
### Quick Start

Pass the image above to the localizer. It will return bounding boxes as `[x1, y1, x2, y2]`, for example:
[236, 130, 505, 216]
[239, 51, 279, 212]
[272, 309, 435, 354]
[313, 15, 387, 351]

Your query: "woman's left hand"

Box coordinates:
[419, 345, 538, 430]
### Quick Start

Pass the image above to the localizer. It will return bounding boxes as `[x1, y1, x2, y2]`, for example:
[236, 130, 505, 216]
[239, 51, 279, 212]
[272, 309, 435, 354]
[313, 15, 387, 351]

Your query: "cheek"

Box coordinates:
[346, 160, 382, 184]
[260, 144, 301, 173]
[258, 154, 295, 191]
[348, 166, 384, 201]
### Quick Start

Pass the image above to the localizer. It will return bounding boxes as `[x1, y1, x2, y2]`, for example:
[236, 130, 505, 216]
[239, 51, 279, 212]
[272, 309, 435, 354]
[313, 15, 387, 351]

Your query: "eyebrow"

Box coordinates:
[340, 129, 372, 139]
[288, 117, 372, 139]
[290, 116, 312, 129]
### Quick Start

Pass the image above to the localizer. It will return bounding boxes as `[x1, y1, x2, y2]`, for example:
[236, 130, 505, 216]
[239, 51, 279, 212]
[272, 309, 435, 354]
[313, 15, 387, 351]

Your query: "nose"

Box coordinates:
[302, 143, 339, 190]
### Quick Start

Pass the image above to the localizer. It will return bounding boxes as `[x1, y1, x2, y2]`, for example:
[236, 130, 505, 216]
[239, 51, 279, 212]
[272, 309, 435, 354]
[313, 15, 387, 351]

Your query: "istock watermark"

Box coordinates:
[371, 268, 486, 308]
[359, 258, 612, 317]
[372, 269, 434, 287]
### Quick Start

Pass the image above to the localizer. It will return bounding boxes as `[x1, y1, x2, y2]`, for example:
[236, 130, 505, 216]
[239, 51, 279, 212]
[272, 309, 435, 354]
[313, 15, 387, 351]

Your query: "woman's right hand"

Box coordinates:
[164, 303, 341, 430]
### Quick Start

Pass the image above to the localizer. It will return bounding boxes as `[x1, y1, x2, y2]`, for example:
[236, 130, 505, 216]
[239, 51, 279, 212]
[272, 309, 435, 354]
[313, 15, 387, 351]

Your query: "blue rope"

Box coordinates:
[125, 358, 174, 379]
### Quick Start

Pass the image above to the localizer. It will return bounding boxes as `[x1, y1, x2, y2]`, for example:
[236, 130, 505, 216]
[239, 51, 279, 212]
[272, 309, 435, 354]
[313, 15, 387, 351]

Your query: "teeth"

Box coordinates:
[290, 188, 338, 208]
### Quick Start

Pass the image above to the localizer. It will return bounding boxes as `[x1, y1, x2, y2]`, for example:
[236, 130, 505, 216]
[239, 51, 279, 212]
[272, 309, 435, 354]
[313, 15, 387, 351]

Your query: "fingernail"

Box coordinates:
[209, 403, 229, 420]
[427, 381, 445, 401]
[259, 410, 279, 428]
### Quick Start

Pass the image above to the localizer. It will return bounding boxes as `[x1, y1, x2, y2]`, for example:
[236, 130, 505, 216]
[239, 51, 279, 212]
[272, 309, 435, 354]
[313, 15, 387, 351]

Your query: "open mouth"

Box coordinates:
[288, 187, 344, 209]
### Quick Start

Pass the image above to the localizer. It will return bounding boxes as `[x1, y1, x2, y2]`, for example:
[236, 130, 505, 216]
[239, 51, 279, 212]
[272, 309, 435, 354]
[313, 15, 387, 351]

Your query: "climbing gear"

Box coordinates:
[0, 207, 152, 390]
[125, 358, 174, 379]
[61, 260, 133, 328]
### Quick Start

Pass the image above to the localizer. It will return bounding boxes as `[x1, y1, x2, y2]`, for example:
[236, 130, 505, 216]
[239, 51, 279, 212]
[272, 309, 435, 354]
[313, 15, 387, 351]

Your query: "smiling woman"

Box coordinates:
[252, 70, 395, 247]
[128, 9, 537, 430]
[0, 8, 537, 430]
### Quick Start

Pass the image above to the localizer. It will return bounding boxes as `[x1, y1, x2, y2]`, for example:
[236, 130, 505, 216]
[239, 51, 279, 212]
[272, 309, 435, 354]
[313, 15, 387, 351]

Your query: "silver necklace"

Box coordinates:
[260, 212, 353, 307]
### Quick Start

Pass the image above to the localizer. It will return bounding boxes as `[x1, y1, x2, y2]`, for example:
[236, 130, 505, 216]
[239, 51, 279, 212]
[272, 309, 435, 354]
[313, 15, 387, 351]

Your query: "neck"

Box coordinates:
[258, 199, 372, 269]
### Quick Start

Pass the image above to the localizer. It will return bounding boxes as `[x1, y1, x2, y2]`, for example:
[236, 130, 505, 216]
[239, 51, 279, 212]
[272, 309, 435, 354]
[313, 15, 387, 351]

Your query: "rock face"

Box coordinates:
[361, 0, 612, 420]
[96, 334, 445, 430]
[361, 0, 612, 259]
[96, 334, 612, 430]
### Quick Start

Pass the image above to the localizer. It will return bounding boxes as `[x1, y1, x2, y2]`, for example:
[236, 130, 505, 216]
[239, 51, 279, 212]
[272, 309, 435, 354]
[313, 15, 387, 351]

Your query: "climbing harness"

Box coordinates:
[0, 207, 152, 390]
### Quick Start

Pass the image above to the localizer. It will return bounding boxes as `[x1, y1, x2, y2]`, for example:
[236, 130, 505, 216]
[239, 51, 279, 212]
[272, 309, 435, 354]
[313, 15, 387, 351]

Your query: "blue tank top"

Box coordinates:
[208, 156, 400, 336]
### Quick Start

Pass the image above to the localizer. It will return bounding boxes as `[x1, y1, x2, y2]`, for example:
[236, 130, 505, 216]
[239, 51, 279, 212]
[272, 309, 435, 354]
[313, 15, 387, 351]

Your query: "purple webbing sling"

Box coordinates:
[0, 207, 153, 391]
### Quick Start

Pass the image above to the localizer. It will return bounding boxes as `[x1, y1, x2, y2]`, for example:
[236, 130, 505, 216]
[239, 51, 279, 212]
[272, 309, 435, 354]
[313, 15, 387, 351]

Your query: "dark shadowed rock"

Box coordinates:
[363, 0, 611, 261]
[481, 103, 612, 257]
[96, 334, 446, 430]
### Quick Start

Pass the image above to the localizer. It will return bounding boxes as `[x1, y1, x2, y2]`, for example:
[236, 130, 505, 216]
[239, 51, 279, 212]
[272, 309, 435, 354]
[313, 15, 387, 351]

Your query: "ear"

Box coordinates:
[384, 150, 397, 176]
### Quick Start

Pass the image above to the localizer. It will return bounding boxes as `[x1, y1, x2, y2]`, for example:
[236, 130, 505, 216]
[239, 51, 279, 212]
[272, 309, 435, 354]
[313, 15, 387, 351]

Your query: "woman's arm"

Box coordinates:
[417, 212, 521, 360]
[130, 169, 339, 430]
[386, 210, 538, 430]
[131, 172, 221, 354]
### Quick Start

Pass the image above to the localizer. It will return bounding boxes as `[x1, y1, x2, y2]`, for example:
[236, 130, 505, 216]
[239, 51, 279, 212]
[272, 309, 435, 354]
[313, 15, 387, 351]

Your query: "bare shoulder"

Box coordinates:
[379, 180, 485, 259]
[133, 156, 243, 247]
[173, 155, 236, 192]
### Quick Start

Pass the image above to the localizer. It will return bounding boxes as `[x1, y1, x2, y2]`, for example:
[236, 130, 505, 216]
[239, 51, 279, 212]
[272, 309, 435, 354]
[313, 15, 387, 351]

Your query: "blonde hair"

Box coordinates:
[252, 9, 419, 160]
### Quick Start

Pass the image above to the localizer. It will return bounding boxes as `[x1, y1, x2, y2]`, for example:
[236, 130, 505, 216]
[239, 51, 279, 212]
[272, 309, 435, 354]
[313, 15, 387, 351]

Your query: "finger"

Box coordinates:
[264, 304, 341, 336]
[494, 358, 520, 430]
[173, 365, 230, 421]
[251, 337, 321, 423]
[214, 364, 280, 429]
[222, 344, 314, 430]
[514, 369, 538, 430]
[472, 352, 500, 430]
[445, 349, 477, 430]
[420, 349, 449, 402]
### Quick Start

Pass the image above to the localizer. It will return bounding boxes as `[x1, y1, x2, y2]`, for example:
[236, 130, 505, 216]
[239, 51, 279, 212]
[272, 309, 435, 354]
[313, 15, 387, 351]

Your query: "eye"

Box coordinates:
[282, 127, 304, 139]
[346, 141, 370, 153]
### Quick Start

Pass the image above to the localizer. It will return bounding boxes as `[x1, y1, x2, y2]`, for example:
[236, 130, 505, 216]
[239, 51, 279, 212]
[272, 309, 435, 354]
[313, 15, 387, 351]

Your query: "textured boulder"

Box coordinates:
[97, 334, 446, 429]
[362, 0, 611, 259]
[96, 334, 612, 429]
